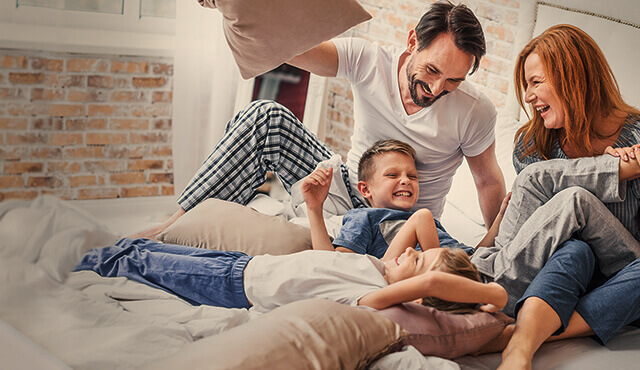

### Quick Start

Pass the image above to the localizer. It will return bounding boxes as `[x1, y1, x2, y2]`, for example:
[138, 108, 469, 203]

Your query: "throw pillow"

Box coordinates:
[157, 198, 312, 255]
[143, 299, 406, 370]
[198, 0, 372, 79]
[377, 302, 513, 359]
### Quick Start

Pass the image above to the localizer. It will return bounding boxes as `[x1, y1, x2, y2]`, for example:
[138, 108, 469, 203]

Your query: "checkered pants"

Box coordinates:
[178, 100, 365, 211]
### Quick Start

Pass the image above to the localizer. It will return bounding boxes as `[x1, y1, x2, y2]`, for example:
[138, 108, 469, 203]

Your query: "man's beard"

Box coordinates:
[406, 59, 449, 108]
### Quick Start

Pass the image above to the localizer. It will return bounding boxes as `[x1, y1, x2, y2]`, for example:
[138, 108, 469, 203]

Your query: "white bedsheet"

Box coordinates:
[0, 195, 460, 369]
[2, 195, 639, 369]
[0, 196, 251, 369]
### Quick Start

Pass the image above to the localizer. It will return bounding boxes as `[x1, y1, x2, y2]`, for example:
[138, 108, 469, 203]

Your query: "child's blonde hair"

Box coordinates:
[422, 248, 482, 314]
[358, 139, 417, 182]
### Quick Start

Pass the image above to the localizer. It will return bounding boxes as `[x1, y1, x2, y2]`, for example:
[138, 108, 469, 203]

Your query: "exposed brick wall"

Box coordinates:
[325, 0, 521, 158]
[0, 50, 174, 201]
[0, 0, 520, 201]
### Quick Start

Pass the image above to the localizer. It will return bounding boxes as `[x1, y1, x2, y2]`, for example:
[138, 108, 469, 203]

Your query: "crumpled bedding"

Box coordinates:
[0, 195, 460, 369]
[0, 196, 251, 369]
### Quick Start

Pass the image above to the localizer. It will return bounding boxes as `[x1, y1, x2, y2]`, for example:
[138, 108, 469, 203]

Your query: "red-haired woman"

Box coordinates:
[494, 24, 640, 369]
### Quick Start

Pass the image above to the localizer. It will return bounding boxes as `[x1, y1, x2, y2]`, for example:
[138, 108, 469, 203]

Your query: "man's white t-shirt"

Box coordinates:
[333, 38, 497, 218]
[244, 250, 387, 313]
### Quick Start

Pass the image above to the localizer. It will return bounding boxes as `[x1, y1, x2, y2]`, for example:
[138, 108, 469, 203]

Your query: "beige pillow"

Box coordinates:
[143, 299, 406, 370]
[377, 302, 513, 359]
[198, 0, 372, 79]
[157, 198, 312, 255]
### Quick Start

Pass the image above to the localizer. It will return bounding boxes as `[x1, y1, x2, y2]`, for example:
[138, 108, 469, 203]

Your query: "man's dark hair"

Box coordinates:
[415, 0, 486, 74]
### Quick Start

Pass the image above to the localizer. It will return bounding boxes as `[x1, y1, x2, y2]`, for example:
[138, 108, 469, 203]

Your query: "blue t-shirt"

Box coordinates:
[332, 208, 473, 259]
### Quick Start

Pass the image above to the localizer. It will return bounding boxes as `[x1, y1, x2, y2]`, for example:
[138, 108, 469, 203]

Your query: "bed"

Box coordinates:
[2, 0, 640, 369]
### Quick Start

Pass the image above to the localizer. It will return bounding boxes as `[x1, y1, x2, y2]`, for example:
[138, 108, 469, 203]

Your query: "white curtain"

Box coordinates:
[172, 1, 240, 196]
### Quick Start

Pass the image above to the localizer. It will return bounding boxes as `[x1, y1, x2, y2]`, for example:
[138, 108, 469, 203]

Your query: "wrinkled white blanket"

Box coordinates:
[0, 196, 457, 369]
[0, 196, 251, 369]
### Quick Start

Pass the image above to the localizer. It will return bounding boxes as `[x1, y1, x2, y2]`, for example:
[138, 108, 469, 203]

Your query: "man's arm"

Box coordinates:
[466, 142, 506, 230]
[287, 41, 339, 77]
[358, 271, 507, 311]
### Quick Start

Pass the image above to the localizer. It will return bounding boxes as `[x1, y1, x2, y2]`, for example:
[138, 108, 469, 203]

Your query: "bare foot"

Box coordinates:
[474, 324, 514, 355]
[498, 346, 532, 370]
[127, 208, 186, 240]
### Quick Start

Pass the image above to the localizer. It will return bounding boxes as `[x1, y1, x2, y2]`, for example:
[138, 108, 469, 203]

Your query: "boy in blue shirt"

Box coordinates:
[301, 139, 477, 262]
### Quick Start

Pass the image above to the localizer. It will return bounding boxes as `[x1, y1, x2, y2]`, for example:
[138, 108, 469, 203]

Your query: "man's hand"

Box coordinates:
[300, 167, 333, 210]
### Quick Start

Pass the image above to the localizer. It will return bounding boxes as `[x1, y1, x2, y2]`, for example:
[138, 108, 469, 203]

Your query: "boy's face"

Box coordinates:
[358, 152, 419, 212]
[384, 247, 442, 284]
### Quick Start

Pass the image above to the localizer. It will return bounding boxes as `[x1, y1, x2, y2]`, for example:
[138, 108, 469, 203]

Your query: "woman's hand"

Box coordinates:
[604, 144, 640, 161]
[300, 167, 333, 210]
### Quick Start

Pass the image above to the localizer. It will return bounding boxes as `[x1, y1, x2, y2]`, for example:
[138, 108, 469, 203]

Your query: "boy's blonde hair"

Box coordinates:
[422, 248, 481, 314]
[358, 139, 417, 182]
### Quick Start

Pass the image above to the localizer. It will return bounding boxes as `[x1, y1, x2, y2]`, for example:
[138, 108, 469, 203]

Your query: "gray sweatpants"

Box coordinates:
[471, 156, 640, 315]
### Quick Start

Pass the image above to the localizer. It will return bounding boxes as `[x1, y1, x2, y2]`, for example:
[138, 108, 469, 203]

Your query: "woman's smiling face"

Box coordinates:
[523, 53, 566, 129]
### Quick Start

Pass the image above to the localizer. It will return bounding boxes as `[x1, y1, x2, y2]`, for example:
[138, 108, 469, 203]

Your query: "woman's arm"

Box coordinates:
[358, 271, 507, 311]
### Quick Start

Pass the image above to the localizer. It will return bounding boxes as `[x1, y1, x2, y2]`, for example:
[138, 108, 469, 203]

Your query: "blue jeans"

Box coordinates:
[75, 238, 252, 308]
[515, 239, 640, 344]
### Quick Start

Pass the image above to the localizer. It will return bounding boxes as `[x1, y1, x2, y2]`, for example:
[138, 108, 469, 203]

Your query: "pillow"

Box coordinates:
[142, 299, 406, 370]
[157, 198, 312, 255]
[198, 0, 372, 79]
[376, 302, 513, 359]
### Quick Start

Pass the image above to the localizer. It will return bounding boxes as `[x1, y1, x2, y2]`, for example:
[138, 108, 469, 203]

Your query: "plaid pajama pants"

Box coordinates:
[178, 100, 365, 211]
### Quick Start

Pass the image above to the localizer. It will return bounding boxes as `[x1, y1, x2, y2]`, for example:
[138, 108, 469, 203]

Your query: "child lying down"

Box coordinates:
[75, 237, 507, 314]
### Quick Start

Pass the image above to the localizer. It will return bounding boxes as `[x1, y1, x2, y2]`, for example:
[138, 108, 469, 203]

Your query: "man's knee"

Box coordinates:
[512, 160, 565, 191]
[230, 100, 301, 132]
[555, 186, 597, 204]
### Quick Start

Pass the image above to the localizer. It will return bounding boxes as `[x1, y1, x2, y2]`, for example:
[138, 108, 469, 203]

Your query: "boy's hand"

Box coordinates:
[301, 167, 333, 210]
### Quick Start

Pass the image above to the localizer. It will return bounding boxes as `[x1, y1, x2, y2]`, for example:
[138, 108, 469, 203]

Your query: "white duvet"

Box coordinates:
[0, 196, 251, 369]
[0, 196, 453, 369]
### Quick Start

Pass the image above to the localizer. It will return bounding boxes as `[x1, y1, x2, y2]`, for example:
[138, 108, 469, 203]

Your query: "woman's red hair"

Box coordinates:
[514, 24, 639, 159]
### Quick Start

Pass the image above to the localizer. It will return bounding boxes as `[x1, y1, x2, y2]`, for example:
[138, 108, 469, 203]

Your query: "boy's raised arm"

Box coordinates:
[358, 271, 507, 311]
[300, 167, 336, 251]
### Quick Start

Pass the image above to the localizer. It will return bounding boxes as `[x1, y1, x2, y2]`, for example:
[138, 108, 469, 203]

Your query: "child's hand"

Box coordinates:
[499, 192, 512, 217]
[300, 167, 333, 210]
[478, 282, 507, 313]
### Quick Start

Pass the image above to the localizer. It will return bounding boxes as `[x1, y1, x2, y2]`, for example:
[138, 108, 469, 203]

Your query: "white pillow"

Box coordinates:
[198, 0, 372, 79]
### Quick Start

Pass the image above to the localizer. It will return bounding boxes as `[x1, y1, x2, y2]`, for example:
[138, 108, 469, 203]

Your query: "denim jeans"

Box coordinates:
[515, 240, 640, 344]
[472, 157, 640, 316]
[75, 238, 252, 308]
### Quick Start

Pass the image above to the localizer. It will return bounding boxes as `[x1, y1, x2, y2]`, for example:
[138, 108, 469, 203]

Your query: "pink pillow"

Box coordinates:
[376, 302, 513, 359]
[198, 0, 372, 79]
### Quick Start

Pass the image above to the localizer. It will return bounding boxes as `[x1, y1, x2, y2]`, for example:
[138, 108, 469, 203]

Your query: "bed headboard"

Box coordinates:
[505, 0, 640, 121]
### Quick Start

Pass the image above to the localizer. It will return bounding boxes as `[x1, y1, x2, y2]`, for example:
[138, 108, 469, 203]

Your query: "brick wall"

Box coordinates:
[0, 0, 520, 201]
[325, 0, 520, 157]
[0, 50, 174, 201]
